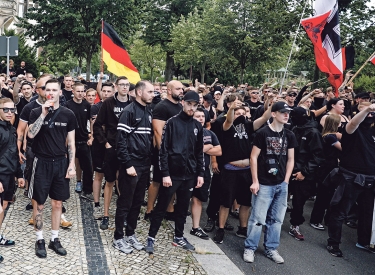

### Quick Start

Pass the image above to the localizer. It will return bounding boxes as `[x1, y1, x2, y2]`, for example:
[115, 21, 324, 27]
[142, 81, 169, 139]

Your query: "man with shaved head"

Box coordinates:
[145, 80, 184, 221]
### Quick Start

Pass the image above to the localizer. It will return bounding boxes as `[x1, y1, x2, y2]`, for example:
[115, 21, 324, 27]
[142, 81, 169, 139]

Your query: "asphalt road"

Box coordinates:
[199, 199, 375, 275]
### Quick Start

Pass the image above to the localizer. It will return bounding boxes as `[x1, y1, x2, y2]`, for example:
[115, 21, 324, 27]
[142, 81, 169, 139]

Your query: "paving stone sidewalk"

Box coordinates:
[0, 181, 208, 275]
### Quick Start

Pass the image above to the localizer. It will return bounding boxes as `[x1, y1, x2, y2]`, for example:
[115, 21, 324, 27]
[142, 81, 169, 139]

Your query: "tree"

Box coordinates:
[17, 0, 144, 81]
[142, 0, 204, 81]
[0, 29, 39, 78]
[129, 39, 165, 82]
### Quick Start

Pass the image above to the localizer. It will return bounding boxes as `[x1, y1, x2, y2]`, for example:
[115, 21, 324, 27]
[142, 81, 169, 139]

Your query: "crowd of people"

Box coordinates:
[0, 65, 375, 266]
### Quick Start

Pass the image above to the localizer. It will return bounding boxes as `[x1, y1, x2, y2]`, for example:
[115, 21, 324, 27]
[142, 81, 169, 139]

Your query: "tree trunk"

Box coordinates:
[78, 58, 83, 75]
[150, 68, 154, 83]
[240, 67, 245, 84]
[165, 51, 175, 81]
[200, 62, 206, 83]
[86, 54, 92, 82]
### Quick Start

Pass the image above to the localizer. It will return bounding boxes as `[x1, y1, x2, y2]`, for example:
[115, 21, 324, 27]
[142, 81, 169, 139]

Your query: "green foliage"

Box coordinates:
[17, 0, 145, 80]
[352, 75, 375, 93]
[0, 29, 39, 78]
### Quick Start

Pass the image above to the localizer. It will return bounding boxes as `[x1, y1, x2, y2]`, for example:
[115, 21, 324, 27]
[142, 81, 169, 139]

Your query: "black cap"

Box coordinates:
[271, 102, 293, 113]
[355, 92, 370, 99]
[287, 91, 297, 97]
[203, 94, 213, 103]
[183, 91, 200, 102]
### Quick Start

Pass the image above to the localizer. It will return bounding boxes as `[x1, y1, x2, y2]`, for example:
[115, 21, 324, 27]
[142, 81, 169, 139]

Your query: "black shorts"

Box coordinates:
[28, 156, 70, 205]
[219, 169, 252, 208]
[91, 140, 105, 173]
[151, 146, 162, 183]
[24, 145, 35, 183]
[0, 174, 13, 204]
[192, 169, 212, 202]
[103, 147, 119, 183]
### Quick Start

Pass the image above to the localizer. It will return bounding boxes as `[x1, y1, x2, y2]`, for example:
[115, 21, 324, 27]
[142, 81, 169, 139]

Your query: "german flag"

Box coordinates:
[101, 21, 141, 84]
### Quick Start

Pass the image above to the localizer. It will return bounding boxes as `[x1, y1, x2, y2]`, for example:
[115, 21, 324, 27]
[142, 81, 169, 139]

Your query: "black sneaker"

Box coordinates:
[48, 238, 67, 256]
[215, 220, 234, 231]
[0, 235, 15, 246]
[145, 236, 155, 254]
[203, 218, 215, 232]
[214, 229, 225, 244]
[345, 221, 357, 229]
[35, 239, 47, 258]
[235, 226, 247, 238]
[25, 202, 33, 211]
[100, 216, 109, 230]
[190, 227, 209, 240]
[327, 245, 343, 257]
[0, 254, 3, 262]
[172, 236, 195, 251]
[356, 243, 375, 253]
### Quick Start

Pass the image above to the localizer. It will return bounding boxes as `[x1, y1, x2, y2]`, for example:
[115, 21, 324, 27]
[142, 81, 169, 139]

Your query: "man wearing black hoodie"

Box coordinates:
[93, 76, 131, 230]
[288, 107, 324, 241]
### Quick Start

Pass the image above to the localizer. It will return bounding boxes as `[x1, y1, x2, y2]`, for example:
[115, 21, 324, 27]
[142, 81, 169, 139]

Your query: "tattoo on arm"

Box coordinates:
[68, 143, 73, 163]
[34, 204, 44, 231]
[17, 134, 23, 142]
[29, 116, 45, 137]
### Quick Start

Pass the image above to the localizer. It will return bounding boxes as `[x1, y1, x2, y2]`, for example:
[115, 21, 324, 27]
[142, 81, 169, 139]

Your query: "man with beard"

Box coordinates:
[145, 91, 204, 254]
[327, 102, 375, 257]
[144, 80, 184, 221]
[113, 81, 154, 254]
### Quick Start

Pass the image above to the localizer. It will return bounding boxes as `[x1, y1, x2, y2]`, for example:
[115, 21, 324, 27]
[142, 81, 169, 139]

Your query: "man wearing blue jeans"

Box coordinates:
[244, 102, 297, 264]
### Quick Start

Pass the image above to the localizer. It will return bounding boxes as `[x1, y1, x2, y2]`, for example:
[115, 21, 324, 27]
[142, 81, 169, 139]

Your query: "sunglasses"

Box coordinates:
[288, 94, 297, 97]
[251, 92, 259, 94]
[0, 108, 16, 113]
[37, 86, 46, 90]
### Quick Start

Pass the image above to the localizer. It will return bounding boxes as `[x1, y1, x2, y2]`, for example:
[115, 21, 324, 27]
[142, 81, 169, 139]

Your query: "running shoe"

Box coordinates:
[48, 238, 67, 256]
[243, 249, 255, 263]
[236, 226, 247, 238]
[310, 223, 325, 230]
[289, 225, 304, 241]
[203, 218, 215, 232]
[172, 236, 195, 251]
[264, 249, 284, 264]
[125, 234, 144, 250]
[75, 182, 82, 193]
[190, 227, 209, 240]
[145, 236, 155, 254]
[113, 238, 133, 254]
[100, 216, 109, 230]
[93, 206, 103, 220]
[327, 245, 343, 257]
[213, 229, 225, 244]
[0, 235, 15, 246]
[80, 192, 94, 202]
[356, 243, 375, 254]
[35, 239, 47, 258]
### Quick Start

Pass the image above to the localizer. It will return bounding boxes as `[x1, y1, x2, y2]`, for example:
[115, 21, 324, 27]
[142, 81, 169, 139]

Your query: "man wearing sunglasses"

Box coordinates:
[245, 88, 262, 118]
[285, 91, 298, 108]
[0, 98, 25, 263]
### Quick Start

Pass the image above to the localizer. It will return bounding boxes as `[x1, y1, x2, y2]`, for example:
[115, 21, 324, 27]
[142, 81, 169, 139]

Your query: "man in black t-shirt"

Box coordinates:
[28, 79, 77, 258]
[14, 81, 34, 115]
[213, 96, 272, 244]
[65, 83, 93, 201]
[144, 80, 183, 221]
[244, 102, 297, 264]
[62, 75, 74, 102]
[90, 83, 115, 219]
[245, 88, 263, 117]
[93, 76, 131, 229]
[327, 102, 375, 257]
[190, 108, 221, 240]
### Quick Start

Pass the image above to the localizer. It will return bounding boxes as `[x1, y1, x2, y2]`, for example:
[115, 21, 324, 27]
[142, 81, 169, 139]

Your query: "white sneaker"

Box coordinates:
[264, 250, 284, 264]
[243, 249, 255, 263]
[113, 238, 133, 254]
[125, 234, 144, 250]
[93, 206, 102, 220]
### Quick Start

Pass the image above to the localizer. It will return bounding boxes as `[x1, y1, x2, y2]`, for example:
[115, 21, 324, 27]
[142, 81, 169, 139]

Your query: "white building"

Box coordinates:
[0, 0, 33, 35]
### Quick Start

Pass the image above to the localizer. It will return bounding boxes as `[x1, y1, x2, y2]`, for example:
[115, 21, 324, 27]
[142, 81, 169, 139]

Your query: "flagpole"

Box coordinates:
[279, 0, 309, 93]
[347, 51, 375, 86]
[100, 19, 104, 74]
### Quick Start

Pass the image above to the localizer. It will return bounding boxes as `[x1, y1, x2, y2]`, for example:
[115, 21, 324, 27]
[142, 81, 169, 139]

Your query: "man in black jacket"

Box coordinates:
[289, 107, 324, 241]
[93, 76, 131, 230]
[112, 81, 154, 254]
[0, 98, 25, 263]
[145, 91, 204, 254]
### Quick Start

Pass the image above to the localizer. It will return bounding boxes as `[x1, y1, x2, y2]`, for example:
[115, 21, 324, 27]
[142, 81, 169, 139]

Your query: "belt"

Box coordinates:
[76, 141, 88, 145]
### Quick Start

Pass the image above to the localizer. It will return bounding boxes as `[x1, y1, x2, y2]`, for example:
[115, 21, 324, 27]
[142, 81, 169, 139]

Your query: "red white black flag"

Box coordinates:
[301, 0, 343, 94]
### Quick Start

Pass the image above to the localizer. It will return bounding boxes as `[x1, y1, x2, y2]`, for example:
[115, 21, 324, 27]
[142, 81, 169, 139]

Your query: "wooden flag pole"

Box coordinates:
[347, 51, 375, 85]
[100, 19, 104, 73]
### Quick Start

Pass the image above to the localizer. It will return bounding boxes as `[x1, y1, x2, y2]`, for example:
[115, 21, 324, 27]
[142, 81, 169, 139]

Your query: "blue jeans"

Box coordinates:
[244, 182, 288, 251]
